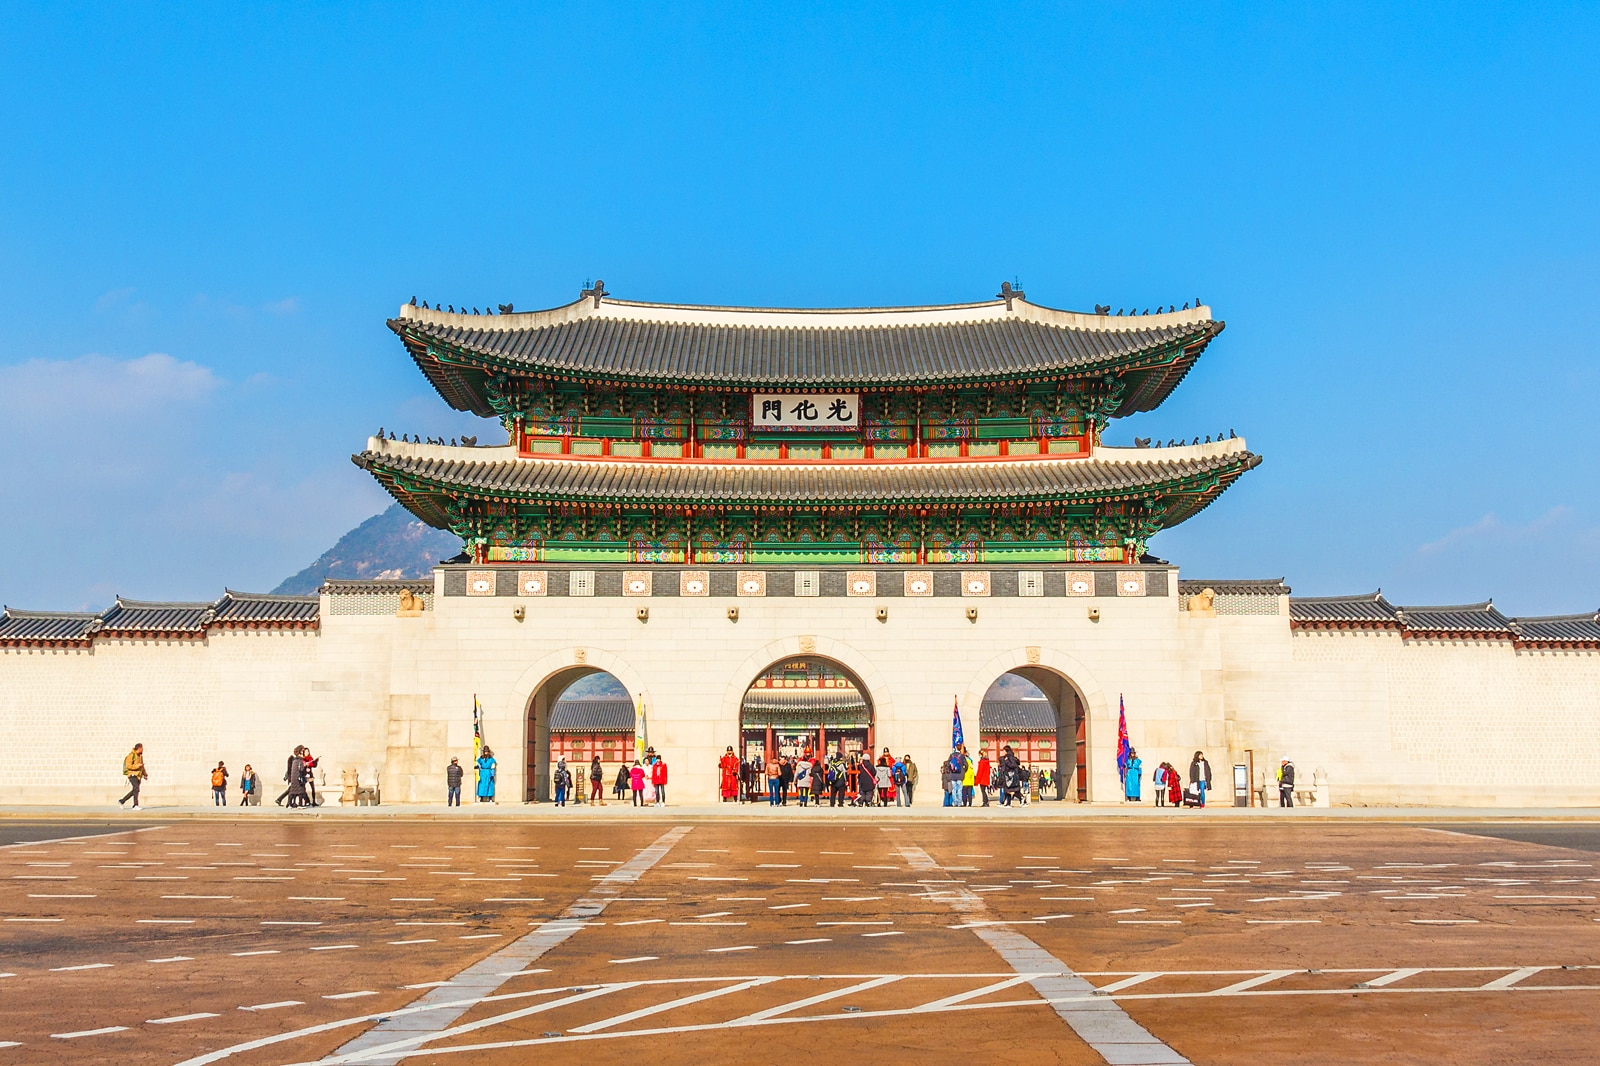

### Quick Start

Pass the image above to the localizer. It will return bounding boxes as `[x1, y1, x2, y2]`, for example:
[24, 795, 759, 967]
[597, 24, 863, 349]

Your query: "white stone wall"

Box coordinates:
[2, 576, 1597, 807]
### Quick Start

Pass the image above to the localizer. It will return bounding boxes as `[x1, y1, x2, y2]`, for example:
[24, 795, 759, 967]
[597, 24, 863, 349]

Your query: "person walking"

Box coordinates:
[211, 761, 229, 806]
[651, 753, 668, 806]
[446, 757, 464, 806]
[1153, 761, 1168, 807]
[629, 761, 645, 806]
[1189, 750, 1213, 807]
[902, 755, 917, 805]
[940, 753, 955, 807]
[975, 752, 992, 807]
[1277, 758, 1296, 808]
[828, 754, 847, 807]
[590, 754, 606, 806]
[998, 745, 1022, 806]
[1124, 749, 1143, 802]
[277, 746, 307, 807]
[301, 746, 320, 807]
[476, 746, 498, 803]
[892, 756, 909, 807]
[856, 757, 877, 807]
[613, 763, 629, 801]
[874, 753, 893, 805]
[239, 764, 258, 807]
[555, 758, 575, 806]
[811, 755, 826, 807]
[118, 743, 148, 810]
[794, 755, 812, 807]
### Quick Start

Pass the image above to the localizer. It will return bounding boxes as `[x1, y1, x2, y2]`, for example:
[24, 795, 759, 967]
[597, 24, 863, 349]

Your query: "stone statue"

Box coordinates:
[340, 767, 360, 805]
[397, 589, 424, 616]
[1186, 587, 1217, 616]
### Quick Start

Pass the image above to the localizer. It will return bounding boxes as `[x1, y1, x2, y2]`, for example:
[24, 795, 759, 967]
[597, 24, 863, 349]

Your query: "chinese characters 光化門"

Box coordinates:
[751, 393, 859, 429]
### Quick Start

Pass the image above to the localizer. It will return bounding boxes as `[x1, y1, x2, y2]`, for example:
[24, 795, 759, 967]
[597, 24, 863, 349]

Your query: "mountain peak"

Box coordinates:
[272, 504, 463, 594]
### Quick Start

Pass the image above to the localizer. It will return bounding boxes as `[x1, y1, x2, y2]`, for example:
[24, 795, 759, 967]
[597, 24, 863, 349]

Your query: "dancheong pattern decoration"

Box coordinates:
[358, 285, 1261, 565]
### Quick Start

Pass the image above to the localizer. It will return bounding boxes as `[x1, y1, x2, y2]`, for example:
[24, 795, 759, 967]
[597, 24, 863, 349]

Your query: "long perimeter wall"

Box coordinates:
[1, 570, 1596, 807]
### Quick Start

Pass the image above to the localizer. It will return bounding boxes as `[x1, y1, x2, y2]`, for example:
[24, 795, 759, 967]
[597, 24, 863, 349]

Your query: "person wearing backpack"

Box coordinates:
[118, 743, 148, 810]
[210, 761, 229, 806]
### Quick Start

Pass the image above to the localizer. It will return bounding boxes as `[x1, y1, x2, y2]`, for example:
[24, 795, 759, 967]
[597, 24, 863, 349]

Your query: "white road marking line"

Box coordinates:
[51, 1026, 128, 1039]
[483, 898, 543, 902]
[708, 945, 758, 953]
[164, 895, 231, 900]
[149, 956, 193, 963]
[770, 903, 810, 910]
[231, 950, 279, 957]
[914, 974, 1036, 1011]
[1480, 966, 1546, 990]
[264, 921, 323, 926]
[610, 956, 659, 964]
[1411, 919, 1478, 925]
[50, 963, 111, 971]
[898, 840, 1191, 1066]
[28, 893, 93, 898]
[1246, 919, 1320, 925]
[389, 939, 436, 945]
[6, 917, 64, 922]
[1095, 972, 1164, 994]
[733, 976, 902, 1023]
[1359, 968, 1423, 988]
[669, 921, 745, 926]
[0, 1041, 20, 1048]
[311, 945, 359, 952]
[150, 1013, 221, 1024]
[325, 992, 378, 1000]
[1210, 970, 1297, 995]
[863, 931, 904, 937]
[241, 1001, 302, 1011]
[818, 921, 891, 926]
[786, 938, 831, 945]
[289, 897, 344, 902]
[571, 977, 778, 1033]
[319, 825, 693, 1066]
[614, 919, 664, 926]
[138, 919, 196, 924]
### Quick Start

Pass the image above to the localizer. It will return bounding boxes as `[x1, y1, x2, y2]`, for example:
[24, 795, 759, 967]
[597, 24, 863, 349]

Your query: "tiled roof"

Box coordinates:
[320, 579, 433, 595]
[98, 597, 215, 635]
[1178, 578, 1290, 596]
[740, 687, 871, 724]
[1396, 602, 1513, 636]
[548, 698, 636, 734]
[1289, 592, 1400, 627]
[0, 608, 101, 645]
[390, 297, 1223, 415]
[979, 699, 1060, 732]
[1511, 612, 1600, 645]
[355, 439, 1259, 527]
[1291, 591, 1598, 646]
[212, 591, 320, 628]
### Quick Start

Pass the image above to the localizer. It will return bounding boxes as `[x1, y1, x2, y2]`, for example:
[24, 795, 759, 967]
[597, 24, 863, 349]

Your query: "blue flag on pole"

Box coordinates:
[1115, 695, 1132, 782]
[951, 697, 965, 748]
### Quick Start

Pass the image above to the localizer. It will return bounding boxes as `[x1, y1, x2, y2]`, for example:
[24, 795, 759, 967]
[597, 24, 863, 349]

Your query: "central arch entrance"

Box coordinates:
[978, 668, 1084, 801]
[738, 657, 874, 799]
[525, 669, 634, 802]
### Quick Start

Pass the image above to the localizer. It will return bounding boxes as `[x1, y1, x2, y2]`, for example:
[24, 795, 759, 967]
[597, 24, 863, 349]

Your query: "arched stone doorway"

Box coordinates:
[738, 656, 874, 798]
[978, 668, 1085, 801]
[525, 668, 634, 802]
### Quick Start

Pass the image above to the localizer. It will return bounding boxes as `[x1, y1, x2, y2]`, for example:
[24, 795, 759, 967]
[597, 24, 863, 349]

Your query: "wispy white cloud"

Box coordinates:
[1416, 507, 1573, 555]
[0, 352, 220, 417]
[92, 286, 137, 313]
[263, 296, 300, 316]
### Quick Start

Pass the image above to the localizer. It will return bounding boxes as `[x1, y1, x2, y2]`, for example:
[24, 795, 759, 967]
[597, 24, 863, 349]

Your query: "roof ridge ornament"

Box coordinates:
[580, 279, 609, 308]
[996, 281, 1025, 310]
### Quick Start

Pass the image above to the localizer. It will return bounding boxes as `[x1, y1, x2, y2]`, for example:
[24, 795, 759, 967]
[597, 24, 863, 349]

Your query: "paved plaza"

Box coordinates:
[2, 812, 1598, 1064]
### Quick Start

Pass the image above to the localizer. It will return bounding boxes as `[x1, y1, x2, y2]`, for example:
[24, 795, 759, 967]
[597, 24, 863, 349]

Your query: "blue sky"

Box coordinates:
[1, 3, 1596, 615]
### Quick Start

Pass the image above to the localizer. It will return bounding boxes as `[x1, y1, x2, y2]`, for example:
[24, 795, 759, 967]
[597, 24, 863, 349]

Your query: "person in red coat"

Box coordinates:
[1165, 763, 1183, 808]
[975, 753, 992, 807]
[650, 755, 669, 806]
[718, 746, 739, 802]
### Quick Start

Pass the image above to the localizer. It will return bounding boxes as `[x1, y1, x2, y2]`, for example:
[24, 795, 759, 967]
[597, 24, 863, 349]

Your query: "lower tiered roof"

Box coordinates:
[353, 437, 1261, 530]
[1289, 591, 1600, 647]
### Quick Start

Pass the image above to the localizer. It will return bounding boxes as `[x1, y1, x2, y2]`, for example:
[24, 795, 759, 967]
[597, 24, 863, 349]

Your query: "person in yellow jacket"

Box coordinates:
[119, 743, 148, 810]
[960, 745, 977, 807]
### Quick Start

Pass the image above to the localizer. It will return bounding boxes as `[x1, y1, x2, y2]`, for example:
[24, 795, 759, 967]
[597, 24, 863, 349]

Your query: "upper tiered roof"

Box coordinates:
[390, 290, 1222, 416]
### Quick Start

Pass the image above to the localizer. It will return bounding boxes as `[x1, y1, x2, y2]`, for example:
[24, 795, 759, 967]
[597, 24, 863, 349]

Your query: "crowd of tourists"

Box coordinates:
[714, 747, 919, 806]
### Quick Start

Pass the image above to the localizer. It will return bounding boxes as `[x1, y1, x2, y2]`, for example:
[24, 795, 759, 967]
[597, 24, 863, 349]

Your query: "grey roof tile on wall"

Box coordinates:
[320, 579, 434, 595]
[0, 608, 101, 644]
[98, 598, 216, 634]
[213, 590, 320, 626]
[1395, 602, 1514, 635]
[1178, 578, 1290, 596]
[1512, 612, 1600, 644]
[1288, 592, 1400, 625]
